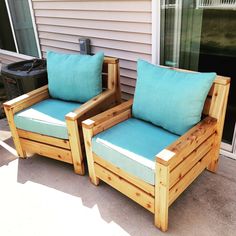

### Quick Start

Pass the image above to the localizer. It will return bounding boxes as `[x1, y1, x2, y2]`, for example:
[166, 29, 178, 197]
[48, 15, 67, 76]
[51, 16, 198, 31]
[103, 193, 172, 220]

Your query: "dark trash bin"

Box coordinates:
[1, 59, 48, 100]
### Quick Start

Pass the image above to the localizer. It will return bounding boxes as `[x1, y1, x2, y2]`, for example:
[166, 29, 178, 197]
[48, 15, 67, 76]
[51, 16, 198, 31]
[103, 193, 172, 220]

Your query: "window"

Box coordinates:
[0, 0, 39, 57]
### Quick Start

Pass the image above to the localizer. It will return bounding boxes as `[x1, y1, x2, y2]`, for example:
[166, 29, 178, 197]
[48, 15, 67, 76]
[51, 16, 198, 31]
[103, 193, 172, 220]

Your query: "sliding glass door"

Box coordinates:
[161, 0, 236, 158]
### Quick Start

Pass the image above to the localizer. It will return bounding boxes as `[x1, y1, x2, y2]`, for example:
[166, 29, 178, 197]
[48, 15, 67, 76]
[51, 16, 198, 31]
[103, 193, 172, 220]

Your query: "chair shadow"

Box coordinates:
[16, 155, 161, 235]
[0, 137, 18, 167]
[15, 153, 235, 235]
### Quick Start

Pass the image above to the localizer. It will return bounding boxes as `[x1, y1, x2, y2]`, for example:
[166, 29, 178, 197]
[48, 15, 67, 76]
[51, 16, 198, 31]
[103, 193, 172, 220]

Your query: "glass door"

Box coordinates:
[161, 0, 236, 158]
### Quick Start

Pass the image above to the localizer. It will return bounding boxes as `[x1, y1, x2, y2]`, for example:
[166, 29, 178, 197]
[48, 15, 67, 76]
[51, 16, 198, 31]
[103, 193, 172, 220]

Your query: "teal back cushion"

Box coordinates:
[47, 51, 104, 103]
[132, 60, 216, 135]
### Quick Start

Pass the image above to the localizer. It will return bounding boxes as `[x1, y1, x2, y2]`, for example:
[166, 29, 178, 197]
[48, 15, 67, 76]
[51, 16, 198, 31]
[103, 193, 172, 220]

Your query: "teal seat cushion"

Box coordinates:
[132, 60, 216, 135]
[14, 99, 82, 139]
[47, 51, 104, 103]
[92, 118, 179, 185]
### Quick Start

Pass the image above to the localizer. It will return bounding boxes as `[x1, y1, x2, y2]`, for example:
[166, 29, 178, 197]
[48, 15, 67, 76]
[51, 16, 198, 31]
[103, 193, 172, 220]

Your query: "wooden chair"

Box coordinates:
[82, 70, 230, 231]
[4, 57, 121, 175]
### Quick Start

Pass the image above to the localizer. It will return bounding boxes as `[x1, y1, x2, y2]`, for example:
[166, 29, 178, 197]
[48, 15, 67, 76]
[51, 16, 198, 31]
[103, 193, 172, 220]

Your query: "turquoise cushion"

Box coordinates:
[92, 118, 179, 185]
[14, 99, 82, 139]
[47, 51, 104, 103]
[132, 60, 216, 135]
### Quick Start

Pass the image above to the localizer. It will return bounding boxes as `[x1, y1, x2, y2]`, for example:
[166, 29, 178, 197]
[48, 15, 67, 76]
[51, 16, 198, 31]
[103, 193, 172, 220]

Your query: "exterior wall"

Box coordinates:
[31, 0, 152, 99]
[0, 49, 33, 68]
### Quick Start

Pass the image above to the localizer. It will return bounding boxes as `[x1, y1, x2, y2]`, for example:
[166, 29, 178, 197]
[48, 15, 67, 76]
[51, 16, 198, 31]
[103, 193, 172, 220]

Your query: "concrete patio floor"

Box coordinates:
[0, 118, 236, 236]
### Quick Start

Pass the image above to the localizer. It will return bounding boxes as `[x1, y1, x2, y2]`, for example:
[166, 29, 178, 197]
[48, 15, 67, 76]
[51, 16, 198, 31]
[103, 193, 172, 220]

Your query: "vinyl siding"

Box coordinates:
[32, 0, 152, 99]
[0, 49, 33, 67]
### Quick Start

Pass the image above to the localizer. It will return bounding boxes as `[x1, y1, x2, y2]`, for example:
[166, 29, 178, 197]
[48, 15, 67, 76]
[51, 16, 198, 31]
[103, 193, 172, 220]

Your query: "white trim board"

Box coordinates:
[0, 49, 34, 60]
[152, 0, 161, 65]
[4, 0, 19, 53]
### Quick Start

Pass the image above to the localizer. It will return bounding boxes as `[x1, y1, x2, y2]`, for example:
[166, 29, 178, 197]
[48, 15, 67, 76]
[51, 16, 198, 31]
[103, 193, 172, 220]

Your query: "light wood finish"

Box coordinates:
[207, 83, 230, 172]
[4, 85, 49, 113]
[82, 126, 99, 185]
[95, 162, 154, 213]
[17, 129, 70, 149]
[66, 119, 84, 175]
[4, 57, 121, 174]
[156, 116, 217, 169]
[155, 164, 169, 232]
[82, 99, 133, 129]
[169, 134, 215, 188]
[82, 73, 230, 231]
[169, 150, 212, 206]
[94, 153, 154, 196]
[4, 107, 26, 158]
[20, 138, 72, 163]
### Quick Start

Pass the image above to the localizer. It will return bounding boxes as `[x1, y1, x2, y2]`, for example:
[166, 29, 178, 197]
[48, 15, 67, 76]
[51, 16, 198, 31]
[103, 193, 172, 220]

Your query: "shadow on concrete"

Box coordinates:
[15, 153, 236, 236]
[0, 137, 17, 167]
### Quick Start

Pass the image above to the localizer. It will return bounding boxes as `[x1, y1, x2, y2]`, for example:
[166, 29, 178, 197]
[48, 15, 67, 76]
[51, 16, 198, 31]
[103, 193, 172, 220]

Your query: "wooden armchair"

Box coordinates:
[4, 57, 121, 175]
[82, 71, 230, 231]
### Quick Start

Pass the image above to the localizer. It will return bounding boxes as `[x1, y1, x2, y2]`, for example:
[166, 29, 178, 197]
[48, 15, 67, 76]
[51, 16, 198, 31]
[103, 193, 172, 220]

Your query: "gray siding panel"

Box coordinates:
[32, 0, 152, 99]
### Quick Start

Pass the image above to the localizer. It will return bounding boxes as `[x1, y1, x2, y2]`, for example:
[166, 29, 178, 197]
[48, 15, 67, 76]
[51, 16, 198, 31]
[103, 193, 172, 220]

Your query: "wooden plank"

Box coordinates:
[17, 129, 70, 149]
[169, 134, 215, 188]
[20, 138, 73, 164]
[65, 90, 115, 121]
[82, 126, 99, 185]
[66, 119, 85, 175]
[169, 150, 212, 206]
[156, 117, 217, 170]
[4, 85, 48, 110]
[203, 97, 211, 115]
[108, 64, 116, 90]
[155, 164, 169, 232]
[82, 99, 133, 129]
[208, 83, 230, 172]
[95, 163, 154, 213]
[169, 67, 230, 85]
[4, 107, 26, 158]
[208, 85, 214, 97]
[93, 109, 131, 135]
[94, 153, 155, 196]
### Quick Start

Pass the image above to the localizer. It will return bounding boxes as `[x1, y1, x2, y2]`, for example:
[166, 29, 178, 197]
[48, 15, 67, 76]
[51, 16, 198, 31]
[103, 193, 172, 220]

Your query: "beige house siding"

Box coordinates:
[32, 0, 152, 99]
[0, 50, 33, 68]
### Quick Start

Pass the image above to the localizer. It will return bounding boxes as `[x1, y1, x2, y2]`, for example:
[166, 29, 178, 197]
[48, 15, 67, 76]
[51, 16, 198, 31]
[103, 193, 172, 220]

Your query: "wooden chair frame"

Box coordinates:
[4, 57, 121, 175]
[82, 72, 230, 231]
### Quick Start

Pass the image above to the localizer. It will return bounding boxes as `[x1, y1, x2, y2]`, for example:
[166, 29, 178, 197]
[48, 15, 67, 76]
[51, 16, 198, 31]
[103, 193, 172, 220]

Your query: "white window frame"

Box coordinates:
[4, 0, 41, 58]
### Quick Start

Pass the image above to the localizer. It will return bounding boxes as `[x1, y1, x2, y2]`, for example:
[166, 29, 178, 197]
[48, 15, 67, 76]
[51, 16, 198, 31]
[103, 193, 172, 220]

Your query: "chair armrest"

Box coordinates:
[3, 85, 49, 114]
[82, 99, 133, 135]
[65, 89, 118, 122]
[156, 116, 217, 170]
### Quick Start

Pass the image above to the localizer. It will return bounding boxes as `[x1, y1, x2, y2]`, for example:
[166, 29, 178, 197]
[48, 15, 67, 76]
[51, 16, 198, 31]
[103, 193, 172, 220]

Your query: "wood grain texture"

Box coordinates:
[95, 162, 155, 213]
[155, 164, 169, 232]
[156, 117, 217, 169]
[4, 57, 121, 175]
[20, 138, 73, 163]
[17, 129, 70, 149]
[94, 153, 154, 196]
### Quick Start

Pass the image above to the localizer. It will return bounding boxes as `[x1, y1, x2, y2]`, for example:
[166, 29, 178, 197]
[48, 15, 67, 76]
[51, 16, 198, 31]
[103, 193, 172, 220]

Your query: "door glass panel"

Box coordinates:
[161, 0, 236, 145]
[0, 0, 16, 52]
[7, 0, 39, 57]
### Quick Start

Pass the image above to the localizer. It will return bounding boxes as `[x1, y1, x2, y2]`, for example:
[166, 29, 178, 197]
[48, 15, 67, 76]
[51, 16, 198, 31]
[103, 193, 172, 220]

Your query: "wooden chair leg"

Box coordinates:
[82, 124, 99, 185]
[4, 107, 27, 158]
[66, 119, 85, 175]
[207, 142, 220, 173]
[155, 163, 169, 232]
[208, 83, 230, 173]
